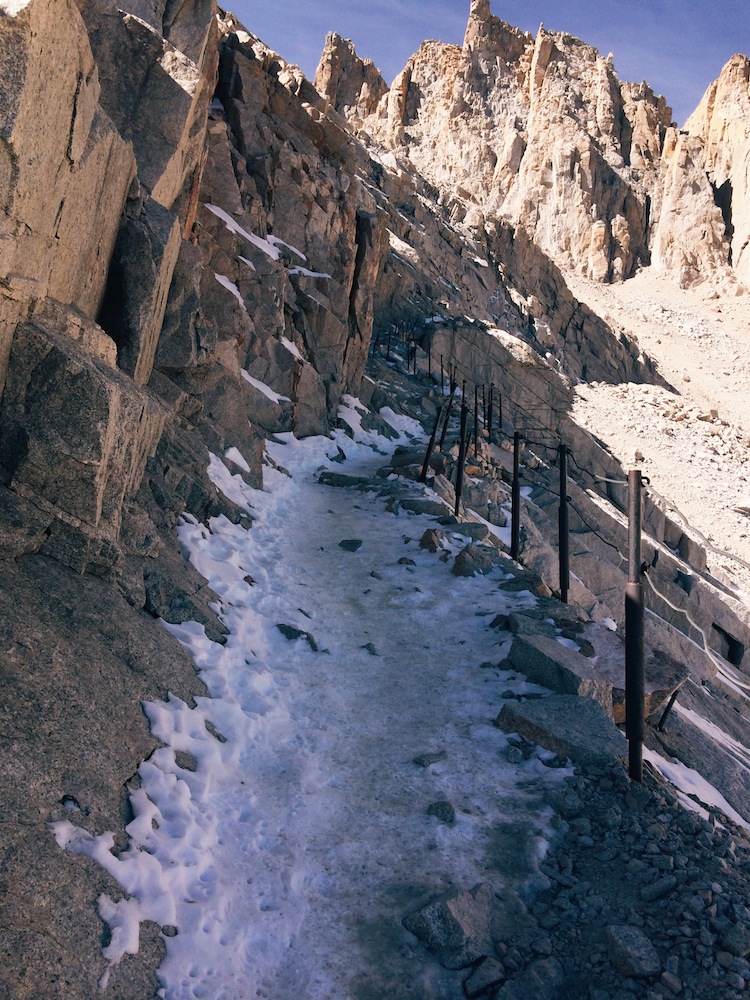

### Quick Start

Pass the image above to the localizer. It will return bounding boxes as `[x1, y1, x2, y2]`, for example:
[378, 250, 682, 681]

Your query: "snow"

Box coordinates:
[204, 204, 282, 262]
[281, 336, 302, 359]
[1, 0, 34, 13]
[225, 447, 251, 473]
[51, 410, 573, 998]
[644, 747, 750, 831]
[206, 453, 254, 514]
[289, 265, 331, 279]
[240, 370, 291, 403]
[238, 256, 256, 272]
[213, 273, 245, 310]
[266, 234, 306, 262]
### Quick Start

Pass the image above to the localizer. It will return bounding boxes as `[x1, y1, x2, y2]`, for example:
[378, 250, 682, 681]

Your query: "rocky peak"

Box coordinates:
[318, 1, 749, 291]
[684, 53, 750, 285]
[314, 32, 388, 121]
[463, 0, 530, 64]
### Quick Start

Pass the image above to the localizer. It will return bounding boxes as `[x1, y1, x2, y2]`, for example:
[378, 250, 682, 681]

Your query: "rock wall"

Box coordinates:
[1, 1, 749, 994]
[684, 54, 750, 286]
[0, 2, 396, 995]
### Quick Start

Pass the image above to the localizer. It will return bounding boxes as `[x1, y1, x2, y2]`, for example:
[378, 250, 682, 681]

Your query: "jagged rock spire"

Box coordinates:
[464, 0, 493, 48]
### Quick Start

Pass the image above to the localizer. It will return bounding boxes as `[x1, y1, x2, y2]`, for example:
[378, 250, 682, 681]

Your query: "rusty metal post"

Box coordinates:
[558, 444, 569, 604]
[454, 403, 469, 517]
[511, 432, 521, 560]
[626, 469, 645, 783]
[419, 405, 443, 484]
[438, 384, 456, 452]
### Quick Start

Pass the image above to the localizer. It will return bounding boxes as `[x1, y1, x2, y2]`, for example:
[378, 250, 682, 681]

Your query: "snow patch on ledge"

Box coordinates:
[240, 369, 291, 403]
[214, 273, 246, 310]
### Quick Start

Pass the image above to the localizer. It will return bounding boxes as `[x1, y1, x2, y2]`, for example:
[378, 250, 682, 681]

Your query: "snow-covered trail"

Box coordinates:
[55, 418, 570, 999]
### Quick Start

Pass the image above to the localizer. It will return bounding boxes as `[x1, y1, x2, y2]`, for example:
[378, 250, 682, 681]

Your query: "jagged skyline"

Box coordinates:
[229, 0, 748, 125]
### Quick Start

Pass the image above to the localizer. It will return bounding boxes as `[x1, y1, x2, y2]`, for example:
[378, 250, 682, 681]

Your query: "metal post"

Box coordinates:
[511, 432, 521, 560]
[440, 355, 444, 395]
[438, 384, 456, 452]
[487, 386, 494, 445]
[558, 444, 569, 604]
[419, 405, 444, 484]
[498, 392, 503, 434]
[428, 344, 432, 380]
[482, 385, 487, 427]
[625, 469, 645, 784]
[454, 403, 469, 517]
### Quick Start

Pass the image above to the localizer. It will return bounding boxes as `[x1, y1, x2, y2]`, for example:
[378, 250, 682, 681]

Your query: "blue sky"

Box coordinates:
[226, 0, 748, 125]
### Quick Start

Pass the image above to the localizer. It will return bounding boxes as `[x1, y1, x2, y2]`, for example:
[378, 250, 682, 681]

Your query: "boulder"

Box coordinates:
[507, 633, 613, 714]
[452, 543, 497, 577]
[402, 883, 495, 970]
[0, 320, 164, 572]
[606, 925, 661, 978]
[494, 958, 567, 1000]
[495, 695, 628, 767]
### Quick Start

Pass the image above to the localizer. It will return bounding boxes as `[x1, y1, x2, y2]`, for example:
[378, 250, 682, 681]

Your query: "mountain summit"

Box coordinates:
[316, 3, 747, 292]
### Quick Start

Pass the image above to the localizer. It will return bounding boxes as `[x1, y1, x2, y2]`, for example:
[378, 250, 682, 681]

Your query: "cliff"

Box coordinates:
[319, 0, 748, 292]
[1, 0, 750, 995]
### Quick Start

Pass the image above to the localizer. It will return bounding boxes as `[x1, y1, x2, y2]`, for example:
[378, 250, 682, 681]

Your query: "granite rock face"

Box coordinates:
[316, 0, 749, 292]
[1, 1, 749, 996]
[683, 54, 750, 286]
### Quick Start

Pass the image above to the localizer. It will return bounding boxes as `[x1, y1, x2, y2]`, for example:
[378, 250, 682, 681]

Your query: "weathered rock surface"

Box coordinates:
[684, 54, 750, 286]
[0, 555, 206, 998]
[402, 883, 497, 969]
[317, 1, 749, 292]
[314, 32, 388, 123]
[1, 1, 750, 997]
[495, 694, 628, 767]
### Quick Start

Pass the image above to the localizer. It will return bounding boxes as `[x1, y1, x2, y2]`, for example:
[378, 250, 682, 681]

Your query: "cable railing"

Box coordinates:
[369, 325, 750, 787]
